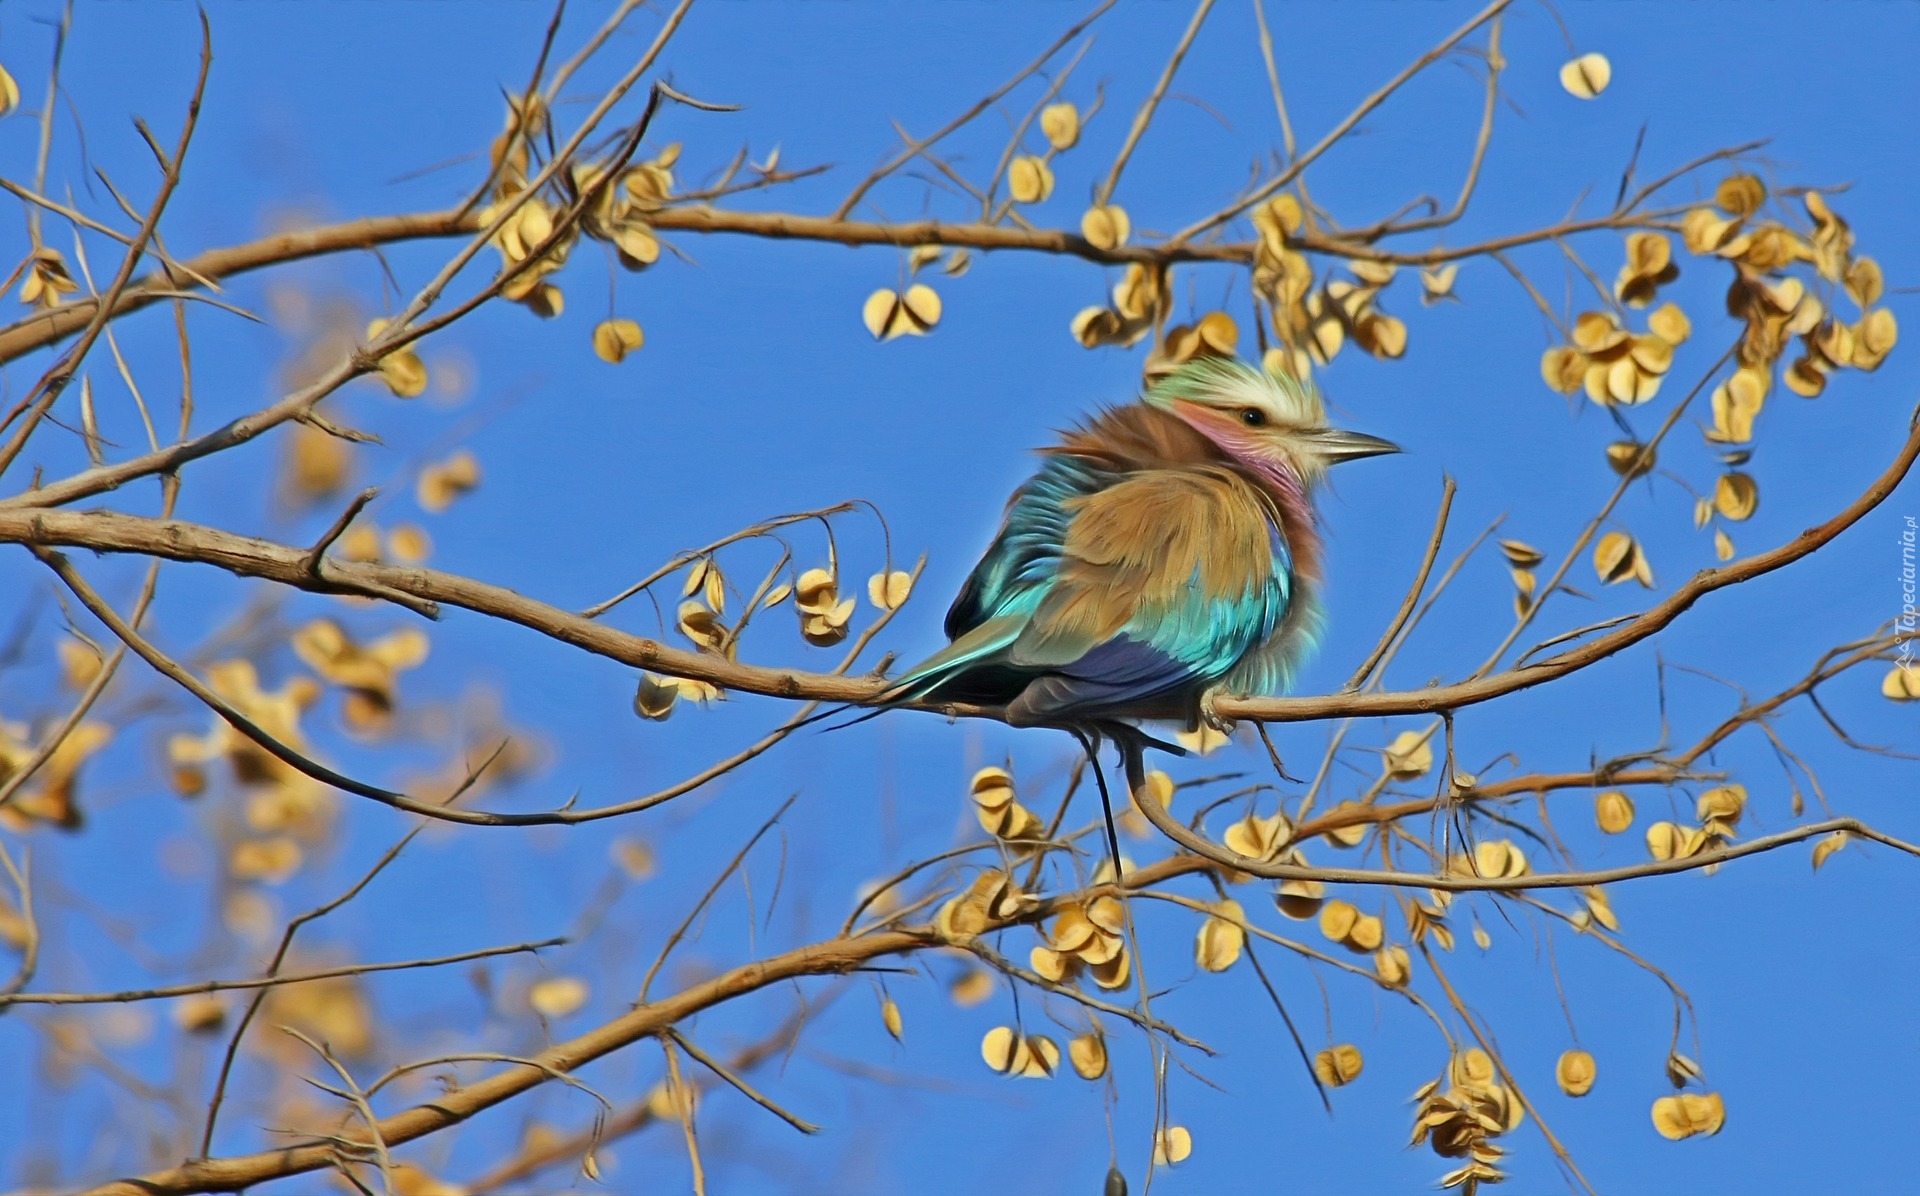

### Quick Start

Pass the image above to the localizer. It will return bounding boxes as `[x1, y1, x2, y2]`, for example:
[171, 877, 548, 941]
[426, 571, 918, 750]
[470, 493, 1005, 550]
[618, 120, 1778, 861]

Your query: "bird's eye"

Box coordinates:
[1240, 407, 1267, 427]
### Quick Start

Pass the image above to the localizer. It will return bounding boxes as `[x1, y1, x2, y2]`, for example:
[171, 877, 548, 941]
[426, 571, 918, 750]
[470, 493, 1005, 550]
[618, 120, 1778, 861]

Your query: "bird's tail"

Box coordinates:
[804, 613, 1030, 733]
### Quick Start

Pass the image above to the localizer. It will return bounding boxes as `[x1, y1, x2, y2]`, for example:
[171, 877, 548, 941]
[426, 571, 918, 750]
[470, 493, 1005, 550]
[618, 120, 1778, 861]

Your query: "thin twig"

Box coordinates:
[1168, 0, 1513, 246]
[659, 1036, 707, 1196]
[832, 0, 1114, 220]
[302, 487, 378, 577]
[664, 1027, 822, 1135]
[0, 938, 564, 1007]
[1095, 0, 1215, 206]
[200, 750, 505, 1155]
[640, 796, 795, 1001]
[467, 994, 830, 1192]
[0, 11, 211, 477]
[1346, 476, 1454, 690]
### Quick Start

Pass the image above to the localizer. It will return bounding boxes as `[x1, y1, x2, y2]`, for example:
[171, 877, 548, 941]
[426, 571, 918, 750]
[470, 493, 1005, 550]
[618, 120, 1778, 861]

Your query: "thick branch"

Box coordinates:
[0, 210, 472, 366]
[1125, 746, 1920, 889]
[0, 200, 1691, 373]
[79, 931, 927, 1196]
[4, 406, 1911, 734]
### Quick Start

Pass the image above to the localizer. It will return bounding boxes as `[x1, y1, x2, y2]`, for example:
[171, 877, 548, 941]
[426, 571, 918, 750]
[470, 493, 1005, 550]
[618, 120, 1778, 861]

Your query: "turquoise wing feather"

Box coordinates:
[903, 463, 1296, 722]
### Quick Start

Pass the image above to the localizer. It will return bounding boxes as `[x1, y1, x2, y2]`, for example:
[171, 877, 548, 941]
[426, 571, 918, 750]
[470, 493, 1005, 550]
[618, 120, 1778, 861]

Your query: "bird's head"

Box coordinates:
[1143, 358, 1399, 485]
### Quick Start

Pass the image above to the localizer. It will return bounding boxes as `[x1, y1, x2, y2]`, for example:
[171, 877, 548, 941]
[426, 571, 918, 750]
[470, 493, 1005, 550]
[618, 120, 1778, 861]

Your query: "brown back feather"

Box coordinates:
[1047, 403, 1225, 472]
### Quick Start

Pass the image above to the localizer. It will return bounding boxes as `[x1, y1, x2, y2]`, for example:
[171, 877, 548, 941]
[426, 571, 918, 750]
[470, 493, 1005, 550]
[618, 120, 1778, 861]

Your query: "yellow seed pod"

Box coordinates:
[528, 976, 589, 1018]
[979, 1026, 1018, 1073]
[1695, 783, 1746, 824]
[1595, 790, 1635, 834]
[230, 837, 303, 884]
[592, 318, 644, 364]
[1812, 831, 1848, 870]
[1088, 948, 1131, 991]
[1345, 912, 1384, 953]
[1374, 945, 1411, 987]
[1605, 440, 1655, 479]
[1581, 886, 1620, 932]
[949, 969, 994, 1007]
[1845, 257, 1885, 308]
[969, 766, 1016, 812]
[1087, 895, 1128, 935]
[1313, 1044, 1364, 1087]
[1593, 531, 1637, 584]
[1854, 309, 1898, 369]
[1558, 52, 1611, 99]
[1451, 1047, 1497, 1088]
[1556, 1049, 1596, 1097]
[1318, 899, 1359, 944]
[1714, 174, 1766, 218]
[1645, 821, 1683, 860]
[867, 569, 913, 610]
[56, 638, 103, 690]
[1499, 539, 1545, 569]
[980, 1027, 1058, 1078]
[1152, 1125, 1193, 1166]
[1713, 473, 1759, 522]
[1068, 1031, 1108, 1080]
[1275, 876, 1325, 920]
[1880, 667, 1920, 701]
[1649, 302, 1691, 344]
[1040, 102, 1080, 151]
[1080, 203, 1131, 251]
[1651, 1092, 1726, 1140]
[1420, 264, 1457, 303]
[1541, 345, 1586, 394]
[1007, 155, 1055, 204]
[386, 523, 431, 564]
[1473, 840, 1530, 880]
[1383, 730, 1434, 779]
[634, 674, 678, 720]
[862, 285, 942, 341]
[173, 993, 227, 1035]
[1195, 901, 1246, 972]
[417, 450, 481, 513]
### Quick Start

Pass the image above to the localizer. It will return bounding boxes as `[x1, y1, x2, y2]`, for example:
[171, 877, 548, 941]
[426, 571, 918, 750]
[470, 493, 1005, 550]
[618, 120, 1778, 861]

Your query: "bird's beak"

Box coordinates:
[1302, 426, 1401, 464]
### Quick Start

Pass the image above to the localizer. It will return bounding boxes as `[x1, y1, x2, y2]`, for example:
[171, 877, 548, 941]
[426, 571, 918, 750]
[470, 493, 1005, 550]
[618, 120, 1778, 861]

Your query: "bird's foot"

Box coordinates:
[1086, 720, 1188, 759]
[1197, 687, 1237, 737]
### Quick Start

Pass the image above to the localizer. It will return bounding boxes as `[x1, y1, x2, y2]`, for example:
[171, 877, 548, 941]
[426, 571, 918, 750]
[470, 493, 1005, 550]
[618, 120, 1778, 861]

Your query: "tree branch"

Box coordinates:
[77, 930, 929, 1196]
[6, 404, 1912, 736]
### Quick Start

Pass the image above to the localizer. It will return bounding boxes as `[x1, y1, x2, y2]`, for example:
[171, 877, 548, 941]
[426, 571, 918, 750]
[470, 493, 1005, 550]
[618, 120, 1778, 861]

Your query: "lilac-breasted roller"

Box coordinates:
[887, 358, 1397, 732]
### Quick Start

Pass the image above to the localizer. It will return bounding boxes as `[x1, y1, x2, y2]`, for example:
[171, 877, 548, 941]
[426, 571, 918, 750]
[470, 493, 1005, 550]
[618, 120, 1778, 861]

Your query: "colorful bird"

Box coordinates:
[886, 358, 1397, 732]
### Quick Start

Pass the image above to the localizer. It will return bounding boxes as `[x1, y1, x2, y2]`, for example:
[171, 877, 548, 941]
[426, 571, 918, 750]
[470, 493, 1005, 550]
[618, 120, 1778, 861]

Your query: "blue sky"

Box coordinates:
[1, 2, 1916, 1192]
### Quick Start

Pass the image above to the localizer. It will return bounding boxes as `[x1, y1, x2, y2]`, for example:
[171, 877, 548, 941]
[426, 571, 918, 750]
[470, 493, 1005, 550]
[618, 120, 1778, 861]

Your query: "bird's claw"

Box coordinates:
[1198, 687, 1237, 736]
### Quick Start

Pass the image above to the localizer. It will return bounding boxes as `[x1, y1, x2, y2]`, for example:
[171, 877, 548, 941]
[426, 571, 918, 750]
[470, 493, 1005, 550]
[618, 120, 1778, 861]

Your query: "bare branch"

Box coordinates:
[467, 996, 828, 1192]
[7, 403, 1913, 733]
[831, 0, 1113, 220]
[664, 1027, 822, 1135]
[1169, 0, 1513, 246]
[1346, 475, 1454, 690]
[1095, 0, 1215, 205]
[0, 11, 211, 476]
[0, 938, 563, 1007]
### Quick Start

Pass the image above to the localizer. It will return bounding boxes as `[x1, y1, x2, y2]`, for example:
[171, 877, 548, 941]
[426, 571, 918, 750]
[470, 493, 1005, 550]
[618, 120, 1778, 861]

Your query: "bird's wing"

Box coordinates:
[883, 612, 1029, 695]
[944, 453, 1105, 641]
[1000, 468, 1293, 721]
